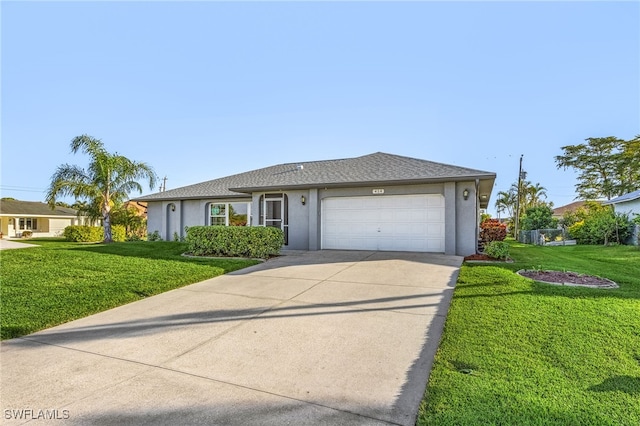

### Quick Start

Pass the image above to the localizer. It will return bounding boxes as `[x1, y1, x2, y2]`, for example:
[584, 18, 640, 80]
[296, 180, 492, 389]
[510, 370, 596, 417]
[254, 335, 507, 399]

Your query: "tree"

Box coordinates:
[72, 199, 103, 226]
[495, 181, 550, 219]
[46, 135, 157, 243]
[111, 203, 147, 240]
[520, 205, 557, 231]
[494, 190, 516, 219]
[555, 136, 640, 200]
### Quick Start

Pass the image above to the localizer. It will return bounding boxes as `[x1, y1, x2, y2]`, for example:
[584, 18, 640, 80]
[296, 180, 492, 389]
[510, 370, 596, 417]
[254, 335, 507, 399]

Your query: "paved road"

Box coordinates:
[1, 250, 462, 425]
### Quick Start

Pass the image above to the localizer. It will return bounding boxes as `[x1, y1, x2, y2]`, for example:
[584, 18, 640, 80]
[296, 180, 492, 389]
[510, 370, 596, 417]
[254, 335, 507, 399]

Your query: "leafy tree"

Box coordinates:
[46, 135, 157, 243]
[567, 204, 632, 245]
[110, 204, 147, 240]
[555, 136, 640, 200]
[520, 205, 557, 231]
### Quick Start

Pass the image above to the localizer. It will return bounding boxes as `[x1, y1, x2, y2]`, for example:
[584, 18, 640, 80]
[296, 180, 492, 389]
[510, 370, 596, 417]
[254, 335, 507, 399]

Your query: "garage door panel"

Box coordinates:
[322, 195, 445, 252]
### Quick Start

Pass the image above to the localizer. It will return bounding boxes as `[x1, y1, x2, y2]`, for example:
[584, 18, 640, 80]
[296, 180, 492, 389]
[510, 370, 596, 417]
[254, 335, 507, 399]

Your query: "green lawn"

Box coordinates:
[419, 242, 640, 426]
[0, 239, 259, 340]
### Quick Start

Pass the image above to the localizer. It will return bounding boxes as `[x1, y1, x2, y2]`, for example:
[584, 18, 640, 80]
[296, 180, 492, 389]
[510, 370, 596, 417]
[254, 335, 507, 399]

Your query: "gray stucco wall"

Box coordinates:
[250, 191, 310, 250]
[146, 182, 480, 255]
[454, 181, 479, 256]
[147, 198, 252, 240]
[146, 202, 163, 238]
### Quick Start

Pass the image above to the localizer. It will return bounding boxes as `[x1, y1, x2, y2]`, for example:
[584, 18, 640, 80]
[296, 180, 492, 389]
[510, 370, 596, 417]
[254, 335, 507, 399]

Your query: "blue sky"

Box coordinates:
[2, 1, 638, 216]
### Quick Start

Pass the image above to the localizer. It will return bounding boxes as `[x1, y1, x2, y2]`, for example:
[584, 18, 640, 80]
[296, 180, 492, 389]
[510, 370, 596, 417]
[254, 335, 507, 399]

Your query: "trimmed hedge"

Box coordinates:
[186, 226, 284, 259]
[63, 225, 126, 242]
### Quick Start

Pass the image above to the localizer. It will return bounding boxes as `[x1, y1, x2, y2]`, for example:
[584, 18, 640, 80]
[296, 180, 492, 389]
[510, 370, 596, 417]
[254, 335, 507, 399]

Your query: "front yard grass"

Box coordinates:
[0, 239, 260, 340]
[418, 242, 640, 425]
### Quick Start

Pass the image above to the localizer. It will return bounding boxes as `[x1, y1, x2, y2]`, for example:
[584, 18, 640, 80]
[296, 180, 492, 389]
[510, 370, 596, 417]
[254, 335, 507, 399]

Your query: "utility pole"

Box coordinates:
[161, 176, 168, 192]
[514, 155, 523, 241]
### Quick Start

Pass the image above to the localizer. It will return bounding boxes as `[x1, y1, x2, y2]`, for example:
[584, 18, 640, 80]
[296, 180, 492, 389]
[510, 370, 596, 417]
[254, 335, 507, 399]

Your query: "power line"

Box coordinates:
[0, 185, 46, 193]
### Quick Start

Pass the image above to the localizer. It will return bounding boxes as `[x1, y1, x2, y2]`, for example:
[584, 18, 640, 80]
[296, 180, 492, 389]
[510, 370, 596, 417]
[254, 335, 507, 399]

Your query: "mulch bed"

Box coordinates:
[517, 270, 618, 289]
[464, 254, 618, 289]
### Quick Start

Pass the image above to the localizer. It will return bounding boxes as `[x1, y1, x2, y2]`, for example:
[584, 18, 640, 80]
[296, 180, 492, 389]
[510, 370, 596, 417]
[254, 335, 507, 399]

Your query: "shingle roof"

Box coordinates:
[135, 152, 496, 201]
[552, 201, 590, 216]
[0, 200, 78, 217]
[602, 189, 640, 205]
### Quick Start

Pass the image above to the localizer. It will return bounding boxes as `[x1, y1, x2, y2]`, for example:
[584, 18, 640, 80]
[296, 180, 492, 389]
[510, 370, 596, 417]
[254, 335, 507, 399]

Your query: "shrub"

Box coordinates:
[111, 225, 126, 242]
[480, 219, 507, 243]
[147, 230, 162, 241]
[63, 225, 126, 242]
[64, 226, 103, 242]
[186, 226, 284, 259]
[567, 208, 632, 245]
[484, 241, 510, 260]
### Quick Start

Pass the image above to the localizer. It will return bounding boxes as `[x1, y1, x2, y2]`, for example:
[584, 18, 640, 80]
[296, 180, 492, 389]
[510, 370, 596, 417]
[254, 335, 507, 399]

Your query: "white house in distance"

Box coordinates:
[603, 189, 640, 245]
[135, 152, 496, 256]
[0, 199, 81, 238]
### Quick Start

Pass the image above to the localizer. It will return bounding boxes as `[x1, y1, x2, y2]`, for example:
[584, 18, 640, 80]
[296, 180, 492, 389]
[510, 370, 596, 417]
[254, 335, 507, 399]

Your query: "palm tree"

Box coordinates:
[46, 135, 157, 243]
[525, 182, 548, 210]
[494, 190, 516, 219]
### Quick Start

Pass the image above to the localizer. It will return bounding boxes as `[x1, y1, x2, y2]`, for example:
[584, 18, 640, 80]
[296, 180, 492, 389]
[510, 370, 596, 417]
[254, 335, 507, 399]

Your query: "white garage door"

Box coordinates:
[322, 194, 445, 252]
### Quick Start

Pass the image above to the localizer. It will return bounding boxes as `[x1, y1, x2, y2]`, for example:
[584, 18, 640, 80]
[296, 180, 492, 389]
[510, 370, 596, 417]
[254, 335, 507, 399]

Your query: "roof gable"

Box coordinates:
[135, 152, 496, 201]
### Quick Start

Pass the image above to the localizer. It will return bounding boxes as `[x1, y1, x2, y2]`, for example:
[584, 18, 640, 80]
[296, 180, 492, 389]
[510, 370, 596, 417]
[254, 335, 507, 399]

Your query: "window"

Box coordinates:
[208, 202, 250, 226]
[18, 218, 38, 230]
[210, 204, 226, 226]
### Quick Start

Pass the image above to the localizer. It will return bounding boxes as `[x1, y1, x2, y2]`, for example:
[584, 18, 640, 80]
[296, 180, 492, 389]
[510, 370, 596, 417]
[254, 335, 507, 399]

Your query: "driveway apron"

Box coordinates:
[1, 250, 462, 425]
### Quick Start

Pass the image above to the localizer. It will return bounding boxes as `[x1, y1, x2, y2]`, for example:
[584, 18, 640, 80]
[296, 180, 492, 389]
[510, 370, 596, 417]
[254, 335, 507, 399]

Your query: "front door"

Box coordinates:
[262, 193, 288, 245]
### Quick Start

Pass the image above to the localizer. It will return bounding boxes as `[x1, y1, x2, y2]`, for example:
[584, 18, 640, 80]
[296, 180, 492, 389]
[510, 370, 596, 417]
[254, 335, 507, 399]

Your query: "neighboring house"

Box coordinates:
[603, 189, 640, 216]
[123, 201, 148, 218]
[0, 199, 83, 238]
[552, 201, 590, 220]
[603, 190, 640, 245]
[134, 152, 496, 256]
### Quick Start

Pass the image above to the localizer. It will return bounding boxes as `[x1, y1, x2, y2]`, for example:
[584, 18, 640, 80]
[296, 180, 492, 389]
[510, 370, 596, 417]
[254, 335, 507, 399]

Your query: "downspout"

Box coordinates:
[475, 178, 480, 253]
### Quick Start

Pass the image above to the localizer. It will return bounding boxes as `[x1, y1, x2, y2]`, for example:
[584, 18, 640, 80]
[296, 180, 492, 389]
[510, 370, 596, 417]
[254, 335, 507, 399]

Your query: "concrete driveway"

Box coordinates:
[0, 250, 462, 425]
[0, 239, 39, 250]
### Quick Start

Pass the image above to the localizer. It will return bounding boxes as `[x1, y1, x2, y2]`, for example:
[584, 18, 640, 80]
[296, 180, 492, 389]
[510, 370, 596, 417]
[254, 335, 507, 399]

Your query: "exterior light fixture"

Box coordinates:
[301, 195, 306, 205]
[463, 189, 469, 200]
[170, 203, 176, 212]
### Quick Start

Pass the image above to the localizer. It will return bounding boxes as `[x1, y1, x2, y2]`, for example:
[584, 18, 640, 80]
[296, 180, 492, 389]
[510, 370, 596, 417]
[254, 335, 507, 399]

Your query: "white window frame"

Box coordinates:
[18, 217, 38, 231]
[208, 202, 251, 227]
[210, 203, 227, 226]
